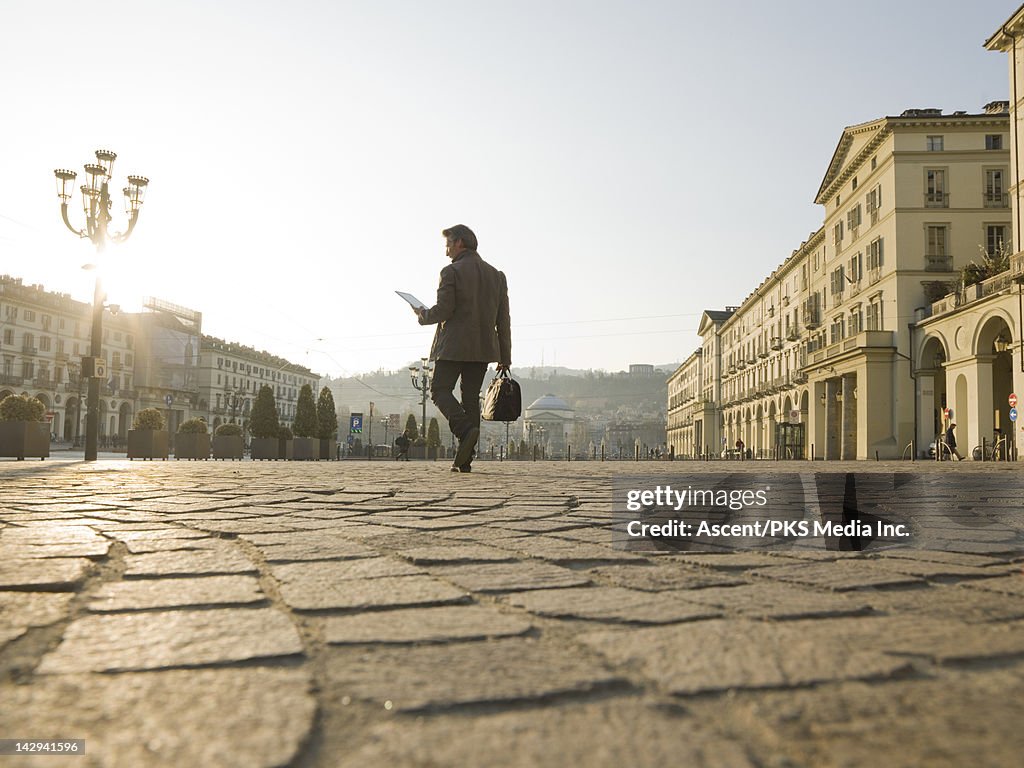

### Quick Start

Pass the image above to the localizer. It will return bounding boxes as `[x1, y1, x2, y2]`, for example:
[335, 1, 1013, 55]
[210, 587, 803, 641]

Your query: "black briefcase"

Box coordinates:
[481, 369, 522, 422]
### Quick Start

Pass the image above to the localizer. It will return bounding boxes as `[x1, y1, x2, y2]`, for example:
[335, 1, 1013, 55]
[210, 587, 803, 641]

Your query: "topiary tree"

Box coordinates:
[0, 394, 46, 422]
[427, 417, 441, 448]
[316, 387, 338, 440]
[278, 425, 293, 440]
[132, 408, 165, 431]
[215, 423, 242, 437]
[293, 384, 318, 438]
[177, 418, 208, 434]
[250, 385, 280, 439]
[405, 414, 418, 439]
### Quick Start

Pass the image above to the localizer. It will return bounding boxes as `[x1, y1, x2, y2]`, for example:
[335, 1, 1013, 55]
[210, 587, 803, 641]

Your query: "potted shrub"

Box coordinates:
[277, 425, 294, 460]
[427, 417, 441, 460]
[291, 384, 319, 460]
[0, 394, 49, 461]
[250, 384, 283, 460]
[409, 436, 427, 460]
[175, 418, 210, 460]
[127, 408, 168, 460]
[213, 423, 244, 460]
[317, 387, 338, 460]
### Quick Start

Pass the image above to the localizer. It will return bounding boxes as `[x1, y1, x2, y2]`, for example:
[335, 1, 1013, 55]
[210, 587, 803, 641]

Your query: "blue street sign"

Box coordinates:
[350, 413, 363, 433]
[164, 394, 173, 406]
[1010, 407, 1018, 422]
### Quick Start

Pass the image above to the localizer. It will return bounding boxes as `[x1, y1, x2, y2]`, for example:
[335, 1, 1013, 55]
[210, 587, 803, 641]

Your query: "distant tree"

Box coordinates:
[293, 384, 318, 438]
[427, 417, 441, 448]
[519, 438, 528, 457]
[249, 385, 280, 439]
[405, 414, 418, 439]
[316, 387, 338, 440]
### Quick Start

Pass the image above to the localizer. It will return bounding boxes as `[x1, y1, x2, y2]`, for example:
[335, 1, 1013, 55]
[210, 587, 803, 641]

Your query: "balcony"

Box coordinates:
[868, 267, 882, 285]
[925, 254, 953, 272]
[786, 329, 800, 341]
[22, 345, 37, 355]
[924, 192, 949, 208]
[757, 349, 768, 359]
[770, 337, 783, 350]
[33, 377, 55, 389]
[984, 192, 1009, 208]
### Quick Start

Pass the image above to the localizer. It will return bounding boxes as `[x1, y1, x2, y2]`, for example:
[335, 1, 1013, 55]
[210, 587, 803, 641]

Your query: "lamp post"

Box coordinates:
[54, 151, 148, 462]
[409, 358, 433, 439]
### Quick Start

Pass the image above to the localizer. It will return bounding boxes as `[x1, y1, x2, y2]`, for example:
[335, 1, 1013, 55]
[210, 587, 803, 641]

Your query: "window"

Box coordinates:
[4, 306, 16, 320]
[926, 135, 944, 151]
[852, 177, 858, 191]
[868, 237, 884, 274]
[59, 318, 65, 330]
[114, 331, 122, 341]
[871, 156, 878, 170]
[985, 169, 1006, 207]
[847, 204, 862, 230]
[24, 310, 36, 322]
[23, 332, 34, 351]
[21, 361, 34, 379]
[987, 225, 1008, 257]
[833, 221, 844, 249]
[56, 339, 64, 355]
[849, 307, 863, 335]
[42, 315, 51, 330]
[925, 169, 947, 207]
[125, 354, 132, 367]
[112, 351, 121, 368]
[848, 252, 863, 283]
[39, 336, 51, 352]
[830, 266, 846, 297]
[2, 329, 11, 346]
[126, 334, 133, 349]
[986, 134, 1003, 150]
[217, 373, 221, 385]
[830, 316, 845, 345]
[866, 295, 883, 331]
[926, 225, 948, 256]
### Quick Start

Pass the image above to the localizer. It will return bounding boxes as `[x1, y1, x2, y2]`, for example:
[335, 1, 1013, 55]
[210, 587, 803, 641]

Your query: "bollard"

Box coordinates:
[811, 444, 815, 461]
[601, 444, 605, 462]
[875, 451, 879, 461]
[635, 445, 640, 462]
[500, 445, 504, 462]
[912, 440, 915, 462]
[983, 437, 987, 462]
[567, 444, 571, 462]
[533, 444, 537, 462]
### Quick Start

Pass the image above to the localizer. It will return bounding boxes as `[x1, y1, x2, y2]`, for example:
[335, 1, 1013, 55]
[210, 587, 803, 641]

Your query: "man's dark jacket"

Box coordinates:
[418, 250, 511, 367]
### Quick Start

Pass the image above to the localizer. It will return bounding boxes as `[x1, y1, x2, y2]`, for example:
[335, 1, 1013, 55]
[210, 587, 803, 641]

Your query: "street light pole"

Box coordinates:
[54, 151, 148, 462]
[409, 358, 433, 439]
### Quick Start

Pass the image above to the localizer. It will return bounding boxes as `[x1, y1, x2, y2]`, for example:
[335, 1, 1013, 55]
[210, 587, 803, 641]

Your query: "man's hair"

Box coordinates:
[442, 224, 478, 251]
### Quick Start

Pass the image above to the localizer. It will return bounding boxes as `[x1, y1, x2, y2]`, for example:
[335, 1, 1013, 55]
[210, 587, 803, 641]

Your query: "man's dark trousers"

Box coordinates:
[430, 361, 488, 440]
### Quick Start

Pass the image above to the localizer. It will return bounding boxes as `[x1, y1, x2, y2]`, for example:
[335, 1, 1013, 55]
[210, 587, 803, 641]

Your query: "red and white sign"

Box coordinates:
[1010, 393, 1018, 408]
[943, 407, 951, 419]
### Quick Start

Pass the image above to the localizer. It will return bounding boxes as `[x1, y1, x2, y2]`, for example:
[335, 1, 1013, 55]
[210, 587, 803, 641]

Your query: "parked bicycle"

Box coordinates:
[972, 434, 1008, 461]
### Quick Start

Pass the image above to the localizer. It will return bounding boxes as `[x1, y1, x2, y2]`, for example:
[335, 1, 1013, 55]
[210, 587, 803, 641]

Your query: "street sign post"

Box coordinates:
[350, 413, 363, 433]
[1010, 393, 1018, 409]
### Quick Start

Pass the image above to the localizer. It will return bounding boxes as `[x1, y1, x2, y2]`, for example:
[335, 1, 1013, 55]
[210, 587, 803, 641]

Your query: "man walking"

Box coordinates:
[414, 224, 511, 473]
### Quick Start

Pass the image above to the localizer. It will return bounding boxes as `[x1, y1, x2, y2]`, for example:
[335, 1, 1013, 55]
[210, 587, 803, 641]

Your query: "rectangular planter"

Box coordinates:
[409, 444, 426, 459]
[251, 437, 293, 460]
[212, 435, 244, 460]
[175, 433, 211, 460]
[0, 421, 50, 460]
[291, 437, 318, 461]
[127, 430, 169, 460]
[319, 438, 337, 461]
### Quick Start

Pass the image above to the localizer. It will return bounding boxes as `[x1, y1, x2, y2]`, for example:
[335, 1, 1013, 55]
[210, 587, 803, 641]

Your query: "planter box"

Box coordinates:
[409, 444, 426, 459]
[319, 438, 337, 461]
[0, 421, 49, 460]
[212, 435, 244, 460]
[127, 430, 169, 460]
[251, 437, 293, 460]
[175, 433, 211, 460]
[292, 437, 318, 461]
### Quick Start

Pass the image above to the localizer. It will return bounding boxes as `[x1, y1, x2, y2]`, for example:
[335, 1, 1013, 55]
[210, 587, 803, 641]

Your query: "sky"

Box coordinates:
[0, 0, 1017, 377]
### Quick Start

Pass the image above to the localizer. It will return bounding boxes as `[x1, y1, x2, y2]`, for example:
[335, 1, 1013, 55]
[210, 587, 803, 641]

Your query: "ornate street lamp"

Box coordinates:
[54, 150, 148, 461]
[409, 358, 433, 439]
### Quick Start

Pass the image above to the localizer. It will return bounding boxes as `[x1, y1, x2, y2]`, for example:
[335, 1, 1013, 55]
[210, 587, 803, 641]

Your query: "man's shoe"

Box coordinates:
[454, 427, 479, 469]
[450, 463, 472, 473]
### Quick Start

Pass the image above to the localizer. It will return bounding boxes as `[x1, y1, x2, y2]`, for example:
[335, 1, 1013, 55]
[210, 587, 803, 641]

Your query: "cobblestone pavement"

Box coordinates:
[1, 458, 1023, 767]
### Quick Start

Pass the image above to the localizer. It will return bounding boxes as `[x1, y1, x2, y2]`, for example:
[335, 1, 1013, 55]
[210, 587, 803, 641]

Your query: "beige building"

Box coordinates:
[667, 349, 701, 456]
[198, 336, 319, 437]
[671, 104, 1012, 460]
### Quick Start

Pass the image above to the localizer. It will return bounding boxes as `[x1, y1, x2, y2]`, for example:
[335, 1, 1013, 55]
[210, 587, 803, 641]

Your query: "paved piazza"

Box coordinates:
[1, 457, 1023, 767]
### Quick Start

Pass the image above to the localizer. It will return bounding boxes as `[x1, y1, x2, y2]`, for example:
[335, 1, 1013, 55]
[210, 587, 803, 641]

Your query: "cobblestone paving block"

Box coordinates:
[254, 539, 379, 562]
[869, 617, 1024, 663]
[434, 561, 592, 593]
[504, 586, 721, 624]
[494, 536, 650, 564]
[0, 593, 73, 647]
[869, 557, 1016, 579]
[279, 574, 468, 611]
[122, 546, 257, 578]
[677, 582, 871, 620]
[865, 584, 1024, 623]
[877, 549, 1015, 568]
[344, 698, 754, 768]
[959, 573, 1024, 597]
[324, 605, 533, 644]
[0, 525, 108, 543]
[0, 558, 95, 590]
[107, 529, 211, 541]
[327, 637, 625, 711]
[586, 564, 745, 591]
[749, 560, 925, 591]
[0, 541, 112, 559]
[397, 544, 519, 564]
[39, 608, 304, 673]
[701, 665, 1024, 768]
[581, 619, 912, 695]
[495, 519, 590, 533]
[669, 552, 799, 570]
[0, 668, 315, 768]
[88, 575, 266, 612]
[119, 537, 225, 554]
[271, 557, 424, 587]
